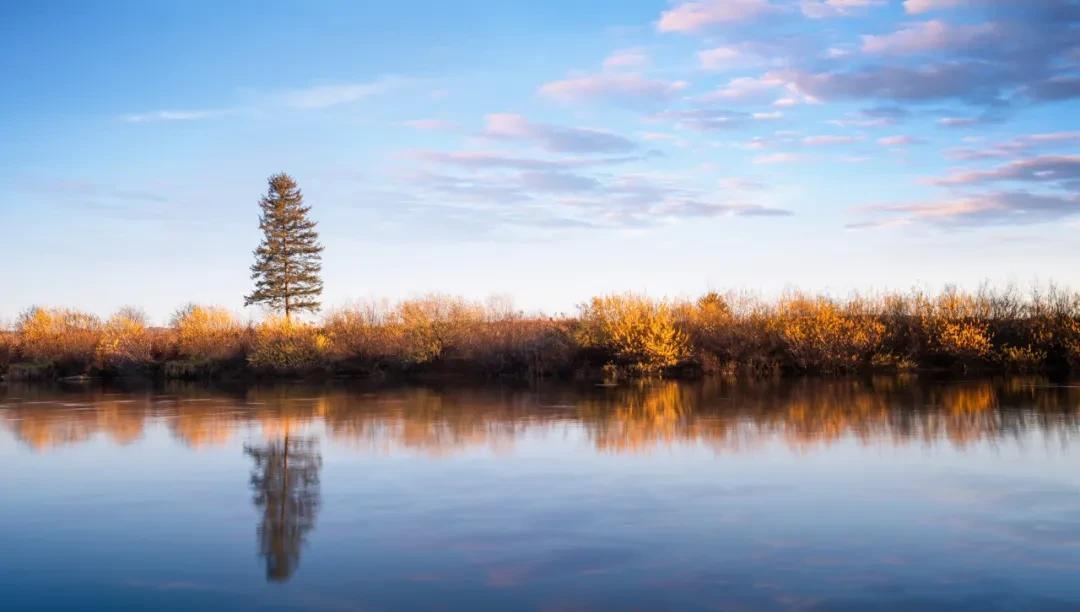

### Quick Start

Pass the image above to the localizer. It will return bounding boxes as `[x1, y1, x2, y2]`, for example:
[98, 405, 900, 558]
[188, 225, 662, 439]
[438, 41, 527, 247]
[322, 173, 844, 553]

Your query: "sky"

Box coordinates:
[2, 0, 1079, 322]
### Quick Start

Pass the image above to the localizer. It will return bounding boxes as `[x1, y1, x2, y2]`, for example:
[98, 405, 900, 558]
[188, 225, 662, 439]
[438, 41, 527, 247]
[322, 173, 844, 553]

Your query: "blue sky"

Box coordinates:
[2, 0, 1078, 322]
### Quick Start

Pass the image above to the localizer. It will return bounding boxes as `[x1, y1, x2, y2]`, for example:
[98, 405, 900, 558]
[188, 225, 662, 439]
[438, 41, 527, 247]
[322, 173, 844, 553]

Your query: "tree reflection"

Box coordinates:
[4, 378, 1080, 455]
[244, 434, 322, 582]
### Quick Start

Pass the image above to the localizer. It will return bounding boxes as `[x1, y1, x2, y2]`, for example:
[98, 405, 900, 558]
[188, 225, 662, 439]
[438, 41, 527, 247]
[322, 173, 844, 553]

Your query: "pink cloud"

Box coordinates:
[698, 46, 742, 70]
[933, 155, 1080, 186]
[862, 20, 998, 55]
[903, 0, 969, 14]
[877, 135, 920, 146]
[602, 49, 650, 70]
[657, 0, 777, 33]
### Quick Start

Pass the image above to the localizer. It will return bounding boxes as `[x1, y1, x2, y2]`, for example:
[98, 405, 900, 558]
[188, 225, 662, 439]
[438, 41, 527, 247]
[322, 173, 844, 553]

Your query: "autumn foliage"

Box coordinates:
[4, 286, 1080, 380]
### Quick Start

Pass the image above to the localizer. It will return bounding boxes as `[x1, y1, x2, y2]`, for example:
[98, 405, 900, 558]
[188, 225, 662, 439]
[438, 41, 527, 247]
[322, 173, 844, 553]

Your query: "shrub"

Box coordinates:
[96, 307, 153, 371]
[171, 305, 248, 362]
[997, 345, 1046, 372]
[16, 307, 102, 374]
[248, 316, 327, 372]
[394, 295, 484, 364]
[578, 294, 688, 374]
[771, 294, 886, 373]
[322, 302, 399, 365]
[912, 290, 993, 366]
[0, 327, 15, 375]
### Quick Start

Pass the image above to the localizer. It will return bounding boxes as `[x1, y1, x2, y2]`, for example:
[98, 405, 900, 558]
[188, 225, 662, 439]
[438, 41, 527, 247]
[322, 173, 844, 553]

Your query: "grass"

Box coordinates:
[3, 285, 1080, 380]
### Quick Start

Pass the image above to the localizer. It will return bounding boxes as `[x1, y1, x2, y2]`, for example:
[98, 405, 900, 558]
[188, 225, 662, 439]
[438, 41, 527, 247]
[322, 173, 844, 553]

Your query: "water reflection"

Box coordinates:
[3, 377, 1080, 609]
[2, 377, 1078, 455]
[245, 435, 321, 582]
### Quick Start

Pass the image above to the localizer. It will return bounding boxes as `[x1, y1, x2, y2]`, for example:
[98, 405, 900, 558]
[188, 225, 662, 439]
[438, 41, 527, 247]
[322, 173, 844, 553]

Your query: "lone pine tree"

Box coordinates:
[245, 173, 324, 318]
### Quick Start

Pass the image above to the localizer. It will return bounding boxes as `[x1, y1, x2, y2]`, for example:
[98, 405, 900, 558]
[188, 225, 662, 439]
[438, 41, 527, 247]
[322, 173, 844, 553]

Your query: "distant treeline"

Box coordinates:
[3, 286, 1080, 381]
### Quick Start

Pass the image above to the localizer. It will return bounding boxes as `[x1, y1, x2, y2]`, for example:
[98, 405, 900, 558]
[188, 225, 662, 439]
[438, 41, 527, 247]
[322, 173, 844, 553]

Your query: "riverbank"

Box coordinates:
[3, 288, 1080, 382]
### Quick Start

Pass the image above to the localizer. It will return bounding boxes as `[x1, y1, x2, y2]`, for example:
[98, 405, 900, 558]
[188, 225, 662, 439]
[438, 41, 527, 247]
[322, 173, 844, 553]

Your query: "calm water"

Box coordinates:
[2, 377, 1079, 611]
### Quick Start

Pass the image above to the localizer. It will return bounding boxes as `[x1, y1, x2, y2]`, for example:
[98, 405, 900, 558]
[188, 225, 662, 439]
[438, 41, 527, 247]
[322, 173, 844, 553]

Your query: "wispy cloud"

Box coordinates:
[803, 134, 861, 145]
[877, 135, 921, 146]
[947, 131, 1080, 160]
[279, 77, 405, 109]
[407, 149, 646, 171]
[602, 48, 650, 70]
[698, 46, 743, 71]
[121, 108, 234, 123]
[538, 73, 688, 107]
[850, 190, 1080, 229]
[861, 20, 998, 55]
[401, 118, 459, 131]
[700, 74, 788, 102]
[754, 152, 804, 164]
[903, 0, 969, 14]
[657, 108, 749, 131]
[657, 0, 779, 33]
[483, 113, 637, 154]
[932, 155, 1080, 186]
[801, 0, 883, 19]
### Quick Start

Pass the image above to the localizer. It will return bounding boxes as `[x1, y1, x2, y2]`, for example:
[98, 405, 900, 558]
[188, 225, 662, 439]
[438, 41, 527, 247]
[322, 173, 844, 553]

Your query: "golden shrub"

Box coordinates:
[933, 321, 992, 360]
[997, 345, 1046, 371]
[248, 316, 328, 371]
[17, 307, 102, 371]
[171, 305, 248, 361]
[96, 308, 153, 369]
[322, 302, 398, 362]
[393, 295, 485, 364]
[578, 294, 688, 374]
[771, 295, 885, 372]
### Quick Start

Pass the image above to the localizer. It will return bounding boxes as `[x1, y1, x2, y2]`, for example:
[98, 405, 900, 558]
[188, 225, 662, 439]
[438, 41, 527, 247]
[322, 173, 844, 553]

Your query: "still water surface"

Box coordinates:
[2, 377, 1079, 611]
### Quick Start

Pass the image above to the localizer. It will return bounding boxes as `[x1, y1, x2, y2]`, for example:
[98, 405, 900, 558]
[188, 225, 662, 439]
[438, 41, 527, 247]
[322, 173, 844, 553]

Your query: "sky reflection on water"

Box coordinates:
[1, 377, 1079, 611]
